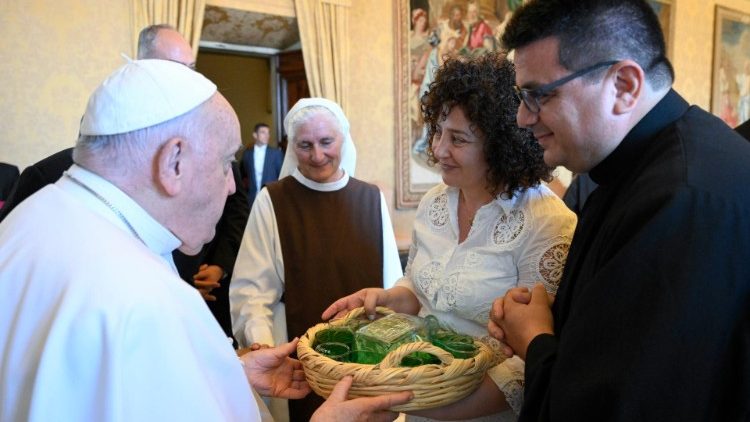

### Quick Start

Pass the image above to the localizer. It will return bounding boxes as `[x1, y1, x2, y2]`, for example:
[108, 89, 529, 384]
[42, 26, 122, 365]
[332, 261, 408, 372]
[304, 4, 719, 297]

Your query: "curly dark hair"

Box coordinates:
[422, 52, 552, 199]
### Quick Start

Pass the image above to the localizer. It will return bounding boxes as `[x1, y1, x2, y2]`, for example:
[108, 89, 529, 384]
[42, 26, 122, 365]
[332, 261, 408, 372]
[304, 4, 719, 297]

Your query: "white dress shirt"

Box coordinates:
[253, 143, 267, 193]
[397, 183, 577, 420]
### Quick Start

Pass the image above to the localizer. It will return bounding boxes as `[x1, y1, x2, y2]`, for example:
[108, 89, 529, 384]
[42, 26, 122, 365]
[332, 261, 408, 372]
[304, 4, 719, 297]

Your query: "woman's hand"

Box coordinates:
[311, 376, 413, 422]
[321, 287, 421, 321]
[321, 288, 388, 320]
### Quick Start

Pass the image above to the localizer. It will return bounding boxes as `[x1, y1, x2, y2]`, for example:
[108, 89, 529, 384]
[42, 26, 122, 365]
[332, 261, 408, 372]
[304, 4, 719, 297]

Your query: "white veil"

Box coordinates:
[278, 97, 357, 179]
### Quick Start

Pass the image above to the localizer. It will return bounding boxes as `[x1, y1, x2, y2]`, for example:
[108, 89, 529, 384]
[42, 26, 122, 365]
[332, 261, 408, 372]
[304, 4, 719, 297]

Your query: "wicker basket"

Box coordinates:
[297, 307, 497, 411]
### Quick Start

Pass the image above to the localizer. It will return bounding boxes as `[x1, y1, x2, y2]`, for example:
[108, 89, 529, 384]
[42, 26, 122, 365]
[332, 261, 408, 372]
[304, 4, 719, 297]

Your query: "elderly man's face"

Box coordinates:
[178, 94, 241, 255]
[293, 111, 344, 183]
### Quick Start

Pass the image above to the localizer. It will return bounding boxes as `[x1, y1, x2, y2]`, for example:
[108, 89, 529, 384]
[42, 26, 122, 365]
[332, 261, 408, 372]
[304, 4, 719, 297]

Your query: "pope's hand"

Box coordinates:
[239, 338, 310, 399]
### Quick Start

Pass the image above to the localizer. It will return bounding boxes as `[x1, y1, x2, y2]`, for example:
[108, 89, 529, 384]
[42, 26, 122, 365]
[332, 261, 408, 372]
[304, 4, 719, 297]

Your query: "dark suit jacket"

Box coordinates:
[0, 148, 74, 222]
[241, 145, 283, 205]
[0, 163, 20, 202]
[737, 119, 750, 141]
[0, 148, 248, 340]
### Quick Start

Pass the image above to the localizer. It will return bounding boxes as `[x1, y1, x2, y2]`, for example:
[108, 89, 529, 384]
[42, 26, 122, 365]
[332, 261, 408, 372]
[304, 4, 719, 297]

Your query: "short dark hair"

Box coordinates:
[253, 123, 269, 133]
[137, 24, 175, 59]
[422, 52, 552, 199]
[502, 0, 674, 89]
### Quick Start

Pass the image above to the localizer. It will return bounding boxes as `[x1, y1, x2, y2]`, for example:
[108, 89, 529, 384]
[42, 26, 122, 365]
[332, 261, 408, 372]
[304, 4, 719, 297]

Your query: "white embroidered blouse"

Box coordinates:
[395, 182, 577, 418]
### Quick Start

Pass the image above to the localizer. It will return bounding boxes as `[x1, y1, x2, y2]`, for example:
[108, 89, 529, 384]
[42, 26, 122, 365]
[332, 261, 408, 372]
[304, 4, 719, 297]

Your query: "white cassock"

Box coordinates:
[0, 165, 266, 422]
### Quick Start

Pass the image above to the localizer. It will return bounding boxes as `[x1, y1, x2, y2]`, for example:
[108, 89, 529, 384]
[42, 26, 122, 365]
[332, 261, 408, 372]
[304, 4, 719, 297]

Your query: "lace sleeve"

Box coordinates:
[486, 352, 526, 415]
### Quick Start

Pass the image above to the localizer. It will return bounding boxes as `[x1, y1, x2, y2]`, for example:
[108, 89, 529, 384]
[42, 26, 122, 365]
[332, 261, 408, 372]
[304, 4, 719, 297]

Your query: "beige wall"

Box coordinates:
[0, 0, 131, 169]
[2, 0, 750, 244]
[670, 0, 750, 107]
[196, 52, 275, 148]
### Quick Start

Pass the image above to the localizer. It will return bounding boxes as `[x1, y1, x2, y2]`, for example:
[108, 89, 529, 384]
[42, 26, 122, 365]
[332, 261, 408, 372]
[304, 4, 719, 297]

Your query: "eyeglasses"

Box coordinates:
[514, 60, 619, 113]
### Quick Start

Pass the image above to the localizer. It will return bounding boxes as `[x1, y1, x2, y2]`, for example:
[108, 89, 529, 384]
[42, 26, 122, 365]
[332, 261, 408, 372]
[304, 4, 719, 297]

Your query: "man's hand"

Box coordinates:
[494, 284, 554, 360]
[240, 338, 310, 399]
[193, 264, 223, 301]
[311, 376, 413, 422]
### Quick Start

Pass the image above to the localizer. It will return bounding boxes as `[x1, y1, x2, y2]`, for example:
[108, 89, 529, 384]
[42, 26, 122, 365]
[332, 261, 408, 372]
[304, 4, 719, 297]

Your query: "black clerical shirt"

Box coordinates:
[521, 90, 750, 421]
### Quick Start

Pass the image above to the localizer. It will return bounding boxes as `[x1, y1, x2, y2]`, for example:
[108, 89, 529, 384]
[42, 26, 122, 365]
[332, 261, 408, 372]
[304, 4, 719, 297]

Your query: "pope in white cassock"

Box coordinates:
[0, 59, 411, 422]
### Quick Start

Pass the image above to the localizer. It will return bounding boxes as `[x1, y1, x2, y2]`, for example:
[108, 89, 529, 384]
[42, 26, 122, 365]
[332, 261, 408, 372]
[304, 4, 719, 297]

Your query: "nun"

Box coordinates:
[230, 97, 403, 421]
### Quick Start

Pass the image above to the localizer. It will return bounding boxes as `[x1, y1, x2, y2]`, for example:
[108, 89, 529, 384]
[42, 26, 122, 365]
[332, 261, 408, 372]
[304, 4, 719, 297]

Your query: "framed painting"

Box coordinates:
[394, 0, 524, 208]
[711, 6, 750, 128]
[646, 0, 674, 59]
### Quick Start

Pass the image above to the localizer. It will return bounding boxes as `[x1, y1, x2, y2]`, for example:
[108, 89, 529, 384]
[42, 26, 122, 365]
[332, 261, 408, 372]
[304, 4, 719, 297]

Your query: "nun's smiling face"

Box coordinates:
[293, 111, 344, 183]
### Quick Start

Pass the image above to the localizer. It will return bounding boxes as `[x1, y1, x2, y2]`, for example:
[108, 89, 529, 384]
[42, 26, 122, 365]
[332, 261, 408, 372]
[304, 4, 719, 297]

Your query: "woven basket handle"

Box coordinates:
[333, 306, 395, 324]
[378, 341, 455, 369]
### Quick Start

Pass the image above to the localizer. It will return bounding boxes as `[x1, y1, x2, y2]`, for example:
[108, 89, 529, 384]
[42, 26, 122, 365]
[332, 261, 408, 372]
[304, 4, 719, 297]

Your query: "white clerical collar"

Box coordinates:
[61, 165, 181, 266]
[291, 167, 349, 192]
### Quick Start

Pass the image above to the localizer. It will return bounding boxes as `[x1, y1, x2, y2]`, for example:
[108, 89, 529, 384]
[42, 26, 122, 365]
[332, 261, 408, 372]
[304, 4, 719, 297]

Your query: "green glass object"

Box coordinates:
[399, 351, 441, 366]
[400, 354, 424, 367]
[424, 315, 440, 338]
[315, 342, 350, 362]
[315, 327, 354, 348]
[411, 351, 441, 365]
[354, 313, 425, 357]
[352, 349, 385, 364]
[343, 318, 369, 332]
[436, 340, 478, 359]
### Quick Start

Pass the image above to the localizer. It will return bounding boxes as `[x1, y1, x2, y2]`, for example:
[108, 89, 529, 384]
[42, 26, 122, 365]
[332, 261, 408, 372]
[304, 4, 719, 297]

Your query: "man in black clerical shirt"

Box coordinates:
[488, 1, 750, 421]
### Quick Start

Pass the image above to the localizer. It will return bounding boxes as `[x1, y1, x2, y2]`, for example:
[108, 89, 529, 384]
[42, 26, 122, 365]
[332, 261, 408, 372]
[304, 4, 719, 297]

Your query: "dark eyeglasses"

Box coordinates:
[514, 60, 619, 113]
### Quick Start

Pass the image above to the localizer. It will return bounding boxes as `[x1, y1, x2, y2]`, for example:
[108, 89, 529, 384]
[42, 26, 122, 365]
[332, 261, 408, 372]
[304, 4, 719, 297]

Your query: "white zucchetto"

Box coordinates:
[79, 59, 217, 136]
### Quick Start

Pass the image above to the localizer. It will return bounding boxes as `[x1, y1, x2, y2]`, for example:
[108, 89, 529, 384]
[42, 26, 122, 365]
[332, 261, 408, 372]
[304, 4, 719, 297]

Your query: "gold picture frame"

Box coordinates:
[394, 0, 523, 208]
[711, 6, 750, 128]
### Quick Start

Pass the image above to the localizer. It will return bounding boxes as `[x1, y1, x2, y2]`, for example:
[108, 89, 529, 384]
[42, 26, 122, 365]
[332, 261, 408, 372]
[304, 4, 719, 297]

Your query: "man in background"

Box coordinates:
[241, 122, 283, 205]
[0, 24, 248, 339]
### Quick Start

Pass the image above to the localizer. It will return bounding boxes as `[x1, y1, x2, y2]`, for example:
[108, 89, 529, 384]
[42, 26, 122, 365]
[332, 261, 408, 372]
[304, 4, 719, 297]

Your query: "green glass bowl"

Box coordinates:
[441, 341, 478, 359]
[400, 354, 424, 367]
[315, 342, 350, 362]
[315, 327, 354, 347]
[352, 349, 385, 365]
[432, 337, 479, 359]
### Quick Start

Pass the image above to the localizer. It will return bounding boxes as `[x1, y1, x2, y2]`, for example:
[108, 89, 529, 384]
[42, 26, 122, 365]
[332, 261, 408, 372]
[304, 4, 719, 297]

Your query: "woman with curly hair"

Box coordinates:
[323, 52, 576, 420]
